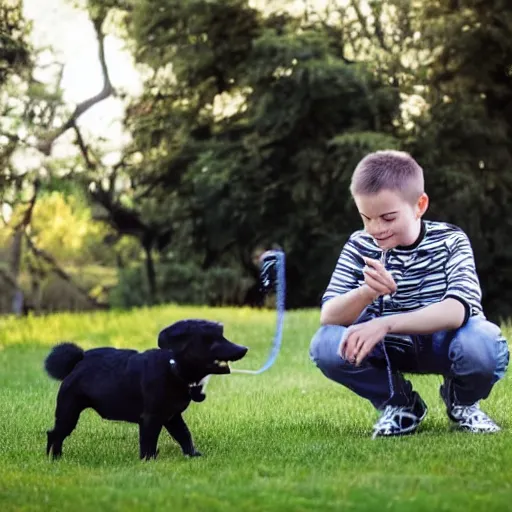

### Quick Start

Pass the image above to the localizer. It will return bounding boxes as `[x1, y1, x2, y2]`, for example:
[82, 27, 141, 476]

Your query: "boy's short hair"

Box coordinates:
[350, 150, 424, 203]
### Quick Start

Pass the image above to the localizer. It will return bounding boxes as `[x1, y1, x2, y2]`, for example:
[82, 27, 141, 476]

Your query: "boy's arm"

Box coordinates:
[385, 231, 479, 334]
[384, 297, 465, 335]
[320, 234, 379, 326]
[344, 298, 466, 365]
[321, 285, 377, 326]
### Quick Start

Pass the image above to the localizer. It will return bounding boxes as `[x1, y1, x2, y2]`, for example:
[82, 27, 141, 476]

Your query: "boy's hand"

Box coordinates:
[362, 257, 397, 297]
[339, 317, 390, 366]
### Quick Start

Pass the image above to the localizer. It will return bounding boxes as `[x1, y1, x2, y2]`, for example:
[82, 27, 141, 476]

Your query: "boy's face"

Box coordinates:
[353, 189, 428, 250]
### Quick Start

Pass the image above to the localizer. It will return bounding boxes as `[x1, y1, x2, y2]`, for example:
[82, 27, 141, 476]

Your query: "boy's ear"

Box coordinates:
[416, 193, 429, 218]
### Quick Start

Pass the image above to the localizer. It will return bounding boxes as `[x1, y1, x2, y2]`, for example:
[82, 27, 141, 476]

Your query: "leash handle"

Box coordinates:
[232, 249, 286, 375]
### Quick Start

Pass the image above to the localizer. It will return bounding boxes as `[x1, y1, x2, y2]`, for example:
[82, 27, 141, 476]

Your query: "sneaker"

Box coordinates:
[440, 383, 501, 433]
[372, 392, 428, 439]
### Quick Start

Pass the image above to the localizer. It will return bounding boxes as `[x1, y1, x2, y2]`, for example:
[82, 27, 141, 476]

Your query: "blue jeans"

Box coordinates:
[309, 316, 510, 410]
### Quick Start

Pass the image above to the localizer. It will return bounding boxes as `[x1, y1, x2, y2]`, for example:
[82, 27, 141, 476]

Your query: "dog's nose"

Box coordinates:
[225, 342, 248, 361]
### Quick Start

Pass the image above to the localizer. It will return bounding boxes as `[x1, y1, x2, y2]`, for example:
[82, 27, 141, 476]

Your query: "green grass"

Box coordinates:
[1, 305, 511, 511]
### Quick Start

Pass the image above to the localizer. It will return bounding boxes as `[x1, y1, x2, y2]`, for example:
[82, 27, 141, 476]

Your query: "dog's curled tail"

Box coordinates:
[44, 342, 85, 380]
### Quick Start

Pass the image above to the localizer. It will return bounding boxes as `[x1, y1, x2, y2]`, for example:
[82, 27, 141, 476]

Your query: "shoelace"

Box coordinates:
[372, 405, 411, 438]
[451, 403, 496, 424]
[447, 402, 500, 432]
[451, 403, 480, 417]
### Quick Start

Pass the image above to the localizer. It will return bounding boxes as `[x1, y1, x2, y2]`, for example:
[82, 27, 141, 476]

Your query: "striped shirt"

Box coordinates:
[322, 220, 484, 335]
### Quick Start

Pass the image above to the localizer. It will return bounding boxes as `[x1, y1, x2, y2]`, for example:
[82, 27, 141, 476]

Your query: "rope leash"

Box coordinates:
[232, 250, 286, 374]
[378, 249, 395, 403]
[352, 249, 395, 403]
[200, 249, 286, 389]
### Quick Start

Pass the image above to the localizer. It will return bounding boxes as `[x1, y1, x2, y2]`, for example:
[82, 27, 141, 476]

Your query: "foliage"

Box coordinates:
[0, 0, 31, 87]
[97, 0, 402, 308]
[0, 0, 32, 197]
[30, 191, 113, 264]
[0, 190, 114, 265]
[110, 260, 254, 308]
[0, 191, 117, 313]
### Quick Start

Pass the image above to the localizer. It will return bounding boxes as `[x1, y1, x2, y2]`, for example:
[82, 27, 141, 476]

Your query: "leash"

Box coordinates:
[352, 249, 395, 405]
[200, 249, 286, 390]
[232, 249, 286, 374]
[378, 249, 395, 402]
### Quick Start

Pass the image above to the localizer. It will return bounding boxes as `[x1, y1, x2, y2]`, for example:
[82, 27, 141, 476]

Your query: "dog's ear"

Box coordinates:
[158, 325, 188, 350]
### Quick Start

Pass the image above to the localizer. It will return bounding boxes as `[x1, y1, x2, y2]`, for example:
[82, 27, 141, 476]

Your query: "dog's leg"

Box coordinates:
[164, 413, 201, 457]
[47, 392, 86, 460]
[138, 414, 163, 461]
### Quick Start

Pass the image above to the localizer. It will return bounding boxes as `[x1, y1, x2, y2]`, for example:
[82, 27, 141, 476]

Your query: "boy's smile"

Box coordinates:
[353, 189, 429, 249]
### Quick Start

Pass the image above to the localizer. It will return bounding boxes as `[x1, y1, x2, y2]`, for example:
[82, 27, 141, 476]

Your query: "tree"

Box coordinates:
[75, 0, 512, 318]
[100, 0, 402, 307]
[406, 0, 512, 321]
[0, 0, 116, 313]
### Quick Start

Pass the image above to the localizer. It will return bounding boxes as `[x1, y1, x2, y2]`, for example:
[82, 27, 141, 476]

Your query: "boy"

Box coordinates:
[309, 150, 509, 437]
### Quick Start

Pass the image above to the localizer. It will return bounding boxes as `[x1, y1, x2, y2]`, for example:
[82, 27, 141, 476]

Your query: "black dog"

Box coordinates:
[44, 319, 248, 460]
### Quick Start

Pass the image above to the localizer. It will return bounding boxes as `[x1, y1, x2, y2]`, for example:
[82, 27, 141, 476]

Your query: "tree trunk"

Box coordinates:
[8, 226, 24, 315]
[7, 179, 40, 314]
[144, 242, 157, 303]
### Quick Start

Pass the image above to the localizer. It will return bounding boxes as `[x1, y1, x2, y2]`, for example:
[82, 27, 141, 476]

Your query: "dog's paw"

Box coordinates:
[48, 451, 62, 461]
[141, 448, 159, 461]
[186, 450, 202, 457]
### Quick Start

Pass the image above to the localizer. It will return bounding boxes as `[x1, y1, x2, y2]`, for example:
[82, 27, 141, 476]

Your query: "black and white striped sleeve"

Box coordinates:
[322, 234, 364, 305]
[443, 231, 483, 325]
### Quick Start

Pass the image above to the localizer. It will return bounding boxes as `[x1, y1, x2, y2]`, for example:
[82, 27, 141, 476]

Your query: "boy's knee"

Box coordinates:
[450, 317, 509, 379]
[493, 337, 510, 382]
[309, 324, 346, 370]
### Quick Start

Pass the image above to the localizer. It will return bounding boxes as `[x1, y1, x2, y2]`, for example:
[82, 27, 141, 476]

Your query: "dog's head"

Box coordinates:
[158, 319, 248, 378]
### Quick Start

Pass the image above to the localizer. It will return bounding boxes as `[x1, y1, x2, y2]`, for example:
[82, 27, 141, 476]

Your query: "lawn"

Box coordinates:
[0, 305, 511, 511]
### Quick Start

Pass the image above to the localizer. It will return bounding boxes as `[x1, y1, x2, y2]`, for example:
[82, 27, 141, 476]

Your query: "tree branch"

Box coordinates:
[0, 134, 19, 169]
[73, 122, 97, 171]
[372, 2, 392, 53]
[36, 14, 115, 155]
[0, 266, 18, 289]
[72, 122, 149, 239]
[13, 178, 40, 231]
[349, 0, 375, 47]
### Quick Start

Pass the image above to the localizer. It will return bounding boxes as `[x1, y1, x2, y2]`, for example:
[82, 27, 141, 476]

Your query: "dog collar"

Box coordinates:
[169, 358, 189, 384]
[169, 358, 206, 402]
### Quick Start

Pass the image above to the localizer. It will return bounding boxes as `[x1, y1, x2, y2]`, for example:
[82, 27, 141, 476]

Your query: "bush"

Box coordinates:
[109, 261, 255, 309]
